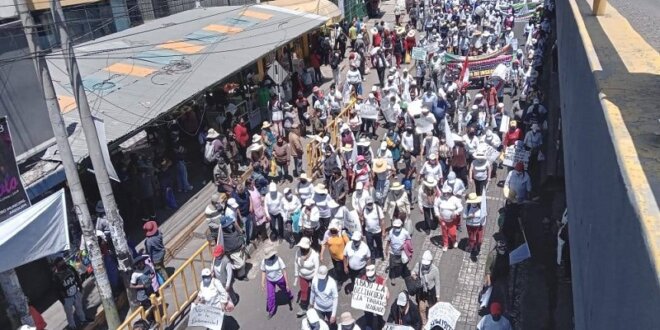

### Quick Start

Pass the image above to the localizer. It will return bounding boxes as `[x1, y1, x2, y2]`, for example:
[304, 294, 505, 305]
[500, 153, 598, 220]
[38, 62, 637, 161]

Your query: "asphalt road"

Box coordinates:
[607, 0, 660, 51]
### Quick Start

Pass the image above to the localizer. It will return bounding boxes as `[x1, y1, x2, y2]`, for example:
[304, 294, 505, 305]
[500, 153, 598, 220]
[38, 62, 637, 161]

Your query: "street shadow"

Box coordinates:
[222, 315, 240, 330]
[429, 234, 442, 247]
[458, 237, 469, 251]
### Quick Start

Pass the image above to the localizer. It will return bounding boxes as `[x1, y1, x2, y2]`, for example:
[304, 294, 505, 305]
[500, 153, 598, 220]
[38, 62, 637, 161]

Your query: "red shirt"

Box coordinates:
[503, 128, 522, 146]
[373, 33, 382, 47]
[360, 274, 386, 285]
[233, 123, 249, 147]
[311, 54, 321, 68]
[482, 88, 498, 107]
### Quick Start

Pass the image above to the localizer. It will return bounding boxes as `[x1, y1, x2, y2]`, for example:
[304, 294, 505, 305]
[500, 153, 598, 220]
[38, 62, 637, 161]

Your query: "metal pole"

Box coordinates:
[0, 270, 33, 328]
[50, 0, 138, 309]
[14, 0, 121, 327]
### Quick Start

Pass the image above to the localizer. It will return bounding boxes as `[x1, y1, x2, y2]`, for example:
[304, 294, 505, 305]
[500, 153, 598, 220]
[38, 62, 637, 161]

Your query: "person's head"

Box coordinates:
[509, 120, 517, 132]
[365, 197, 374, 211]
[304, 198, 315, 209]
[490, 302, 503, 321]
[201, 268, 213, 286]
[351, 231, 362, 248]
[133, 255, 147, 271]
[468, 127, 476, 137]
[333, 167, 342, 179]
[297, 237, 312, 255]
[213, 245, 225, 259]
[421, 250, 433, 271]
[496, 240, 507, 255]
[365, 264, 376, 281]
[396, 291, 409, 308]
[441, 185, 452, 198]
[429, 153, 438, 165]
[339, 311, 356, 329]
[392, 219, 403, 234]
[54, 256, 66, 271]
[531, 123, 540, 132]
[316, 265, 329, 282]
[276, 135, 284, 145]
[283, 187, 293, 200]
[515, 162, 525, 174]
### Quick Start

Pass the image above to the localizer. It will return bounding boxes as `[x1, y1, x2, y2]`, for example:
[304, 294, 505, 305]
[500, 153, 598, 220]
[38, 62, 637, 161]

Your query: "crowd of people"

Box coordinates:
[107, 0, 559, 329]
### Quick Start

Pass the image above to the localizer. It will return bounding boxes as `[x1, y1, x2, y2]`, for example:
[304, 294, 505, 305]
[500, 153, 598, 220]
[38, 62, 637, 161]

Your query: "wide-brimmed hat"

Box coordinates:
[357, 138, 371, 147]
[252, 134, 262, 143]
[467, 192, 482, 204]
[373, 159, 388, 173]
[207, 128, 220, 139]
[406, 30, 416, 38]
[262, 121, 272, 129]
[143, 221, 158, 236]
[264, 247, 277, 259]
[340, 312, 356, 325]
[393, 219, 403, 227]
[423, 178, 437, 188]
[299, 173, 310, 181]
[227, 198, 239, 208]
[314, 183, 328, 194]
[341, 144, 354, 152]
[297, 237, 312, 249]
[390, 182, 404, 191]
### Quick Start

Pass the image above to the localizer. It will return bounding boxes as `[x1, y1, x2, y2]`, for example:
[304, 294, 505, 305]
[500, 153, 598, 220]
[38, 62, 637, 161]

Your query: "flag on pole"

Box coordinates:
[458, 54, 470, 88]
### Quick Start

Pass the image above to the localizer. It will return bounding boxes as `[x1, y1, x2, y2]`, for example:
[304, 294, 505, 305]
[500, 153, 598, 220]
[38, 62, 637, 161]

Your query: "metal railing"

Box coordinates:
[117, 241, 213, 330]
[305, 98, 356, 173]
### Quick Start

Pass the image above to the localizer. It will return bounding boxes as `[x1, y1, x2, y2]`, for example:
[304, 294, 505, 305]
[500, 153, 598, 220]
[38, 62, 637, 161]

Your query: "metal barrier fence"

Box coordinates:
[305, 99, 356, 174]
[117, 241, 213, 330]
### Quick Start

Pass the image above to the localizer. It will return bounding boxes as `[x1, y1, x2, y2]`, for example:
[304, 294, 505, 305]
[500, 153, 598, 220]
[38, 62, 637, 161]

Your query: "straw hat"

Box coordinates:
[390, 182, 404, 191]
[264, 247, 277, 259]
[252, 134, 263, 143]
[262, 121, 272, 129]
[373, 159, 388, 174]
[207, 128, 220, 139]
[314, 183, 328, 194]
[423, 178, 437, 188]
[297, 237, 312, 249]
[341, 144, 354, 152]
[406, 30, 416, 38]
[466, 192, 482, 204]
[299, 173, 310, 181]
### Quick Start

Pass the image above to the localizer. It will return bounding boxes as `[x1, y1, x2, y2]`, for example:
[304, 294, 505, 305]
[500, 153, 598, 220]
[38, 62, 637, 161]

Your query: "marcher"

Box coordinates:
[261, 247, 294, 318]
[434, 185, 464, 251]
[320, 220, 349, 284]
[411, 250, 441, 326]
[464, 192, 488, 255]
[143, 220, 168, 281]
[130, 255, 157, 309]
[302, 308, 330, 330]
[384, 219, 411, 285]
[310, 265, 339, 326]
[265, 182, 285, 241]
[343, 231, 371, 294]
[469, 152, 491, 196]
[361, 197, 386, 262]
[360, 264, 388, 330]
[212, 245, 234, 300]
[52, 257, 89, 329]
[418, 178, 439, 234]
[294, 237, 320, 316]
[477, 302, 512, 330]
[196, 268, 231, 312]
[504, 162, 532, 203]
[387, 291, 422, 330]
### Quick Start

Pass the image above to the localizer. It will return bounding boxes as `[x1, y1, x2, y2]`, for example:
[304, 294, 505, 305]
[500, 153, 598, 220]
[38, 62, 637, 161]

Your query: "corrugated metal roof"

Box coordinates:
[44, 5, 327, 163]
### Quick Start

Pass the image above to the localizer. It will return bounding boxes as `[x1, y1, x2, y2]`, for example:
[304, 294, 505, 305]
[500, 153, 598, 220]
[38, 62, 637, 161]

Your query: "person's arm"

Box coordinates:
[264, 196, 271, 220]
[320, 234, 327, 262]
[225, 262, 233, 290]
[331, 281, 339, 321]
[433, 268, 441, 300]
[309, 280, 316, 307]
[468, 163, 473, 180]
[383, 234, 390, 261]
[526, 174, 533, 195]
[454, 198, 464, 216]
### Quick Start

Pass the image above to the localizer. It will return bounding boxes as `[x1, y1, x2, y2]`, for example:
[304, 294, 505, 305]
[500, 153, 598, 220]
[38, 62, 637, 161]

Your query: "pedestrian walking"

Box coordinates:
[143, 220, 168, 281]
[265, 182, 285, 241]
[387, 291, 422, 330]
[52, 257, 90, 329]
[477, 302, 512, 330]
[434, 185, 464, 251]
[301, 308, 330, 330]
[294, 237, 320, 317]
[260, 247, 294, 319]
[411, 250, 440, 325]
[464, 193, 487, 255]
[360, 197, 385, 262]
[196, 268, 232, 311]
[310, 265, 339, 327]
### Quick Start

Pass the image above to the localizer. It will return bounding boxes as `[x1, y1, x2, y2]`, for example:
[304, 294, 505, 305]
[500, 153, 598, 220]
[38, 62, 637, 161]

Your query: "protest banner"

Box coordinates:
[425, 302, 461, 330]
[188, 304, 224, 330]
[502, 144, 530, 169]
[412, 47, 427, 61]
[384, 323, 414, 330]
[351, 278, 387, 316]
[0, 117, 30, 223]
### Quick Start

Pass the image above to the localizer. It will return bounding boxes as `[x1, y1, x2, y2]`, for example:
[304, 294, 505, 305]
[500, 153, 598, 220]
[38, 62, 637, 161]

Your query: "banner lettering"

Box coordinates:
[351, 278, 387, 315]
[0, 117, 30, 222]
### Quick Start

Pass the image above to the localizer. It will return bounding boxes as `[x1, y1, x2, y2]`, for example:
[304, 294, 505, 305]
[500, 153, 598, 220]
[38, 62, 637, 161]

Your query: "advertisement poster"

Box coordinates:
[0, 117, 30, 222]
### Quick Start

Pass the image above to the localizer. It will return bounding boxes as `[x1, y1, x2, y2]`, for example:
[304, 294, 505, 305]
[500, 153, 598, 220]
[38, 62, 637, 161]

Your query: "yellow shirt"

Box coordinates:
[349, 26, 358, 40]
[324, 233, 349, 261]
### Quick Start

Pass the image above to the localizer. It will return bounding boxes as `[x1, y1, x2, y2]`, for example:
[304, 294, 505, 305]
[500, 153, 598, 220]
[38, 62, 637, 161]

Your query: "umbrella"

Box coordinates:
[424, 302, 461, 330]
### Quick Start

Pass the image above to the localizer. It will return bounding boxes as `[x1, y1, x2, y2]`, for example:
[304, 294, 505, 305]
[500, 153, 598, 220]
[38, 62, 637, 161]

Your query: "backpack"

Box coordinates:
[204, 141, 218, 163]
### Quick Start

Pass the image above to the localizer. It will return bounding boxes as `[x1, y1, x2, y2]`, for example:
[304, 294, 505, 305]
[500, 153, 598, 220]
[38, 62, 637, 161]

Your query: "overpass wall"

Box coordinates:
[556, 1, 660, 329]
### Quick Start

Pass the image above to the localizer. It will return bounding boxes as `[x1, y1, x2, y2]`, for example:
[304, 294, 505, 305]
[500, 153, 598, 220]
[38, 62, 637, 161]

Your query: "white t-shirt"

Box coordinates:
[421, 162, 444, 181]
[402, 133, 415, 152]
[387, 228, 411, 255]
[477, 315, 513, 330]
[344, 242, 371, 270]
[433, 196, 464, 221]
[265, 192, 283, 216]
[295, 249, 320, 280]
[198, 278, 229, 308]
[363, 206, 384, 233]
[472, 160, 489, 181]
[297, 182, 314, 202]
[260, 256, 286, 282]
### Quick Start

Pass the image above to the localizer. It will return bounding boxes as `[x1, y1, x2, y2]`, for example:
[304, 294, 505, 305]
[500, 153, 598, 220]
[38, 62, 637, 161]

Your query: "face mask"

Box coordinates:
[300, 248, 310, 255]
[202, 277, 212, 286]
[353, 241, 360, 249]
[492, 314, 502, 321]
[366, 205, 374, 211]
[341, 324, 355, 330]
[393, 228, 402, 235]
[368, 275, 376, 282]
[330, 229, 338, 235]
[308, 321, 321, 330]
[422, 265, 431, 272]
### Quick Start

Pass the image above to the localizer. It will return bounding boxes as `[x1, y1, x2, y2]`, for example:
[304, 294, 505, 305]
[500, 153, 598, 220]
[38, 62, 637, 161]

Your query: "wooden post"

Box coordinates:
[592, 0, 607, 16]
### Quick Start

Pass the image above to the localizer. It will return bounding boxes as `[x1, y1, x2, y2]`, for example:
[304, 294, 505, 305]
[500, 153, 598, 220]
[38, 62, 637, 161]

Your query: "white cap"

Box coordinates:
[422, 250, 433, 265]
[393, 219, 403, 227]
[201, 268, 212, 277]
[304, 198, 315, 206]
[227, 198, 239, 208]
[297, 237, 312, 249]
[368, 93, 375, 99]
[447, 171, 456, 183]
[371, 86, 378, 92]
[269, 182, 277, 192]
[441, 185, 452, 193]
[317, 265, 329, 279]
[366, 264, 376, 277]
[475, 93, 483, 98]
[351, 231, 363, 241]
[283, 187, 292, 194]
[397, 292, 408, 306]
[471, 104, 479, 110]
[380, 141, 387, 150]
[355, 182, 364, 190]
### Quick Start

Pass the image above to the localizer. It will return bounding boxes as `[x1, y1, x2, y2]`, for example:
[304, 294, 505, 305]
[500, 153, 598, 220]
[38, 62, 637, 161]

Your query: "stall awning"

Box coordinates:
[267, 0, 342, 22]
[44, 5, 328, 163]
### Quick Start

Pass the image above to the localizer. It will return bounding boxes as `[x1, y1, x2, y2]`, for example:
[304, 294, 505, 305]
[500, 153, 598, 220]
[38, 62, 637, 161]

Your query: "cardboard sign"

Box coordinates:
[412, 47, 427, 61]
[502, 144, 530, 169]
[188, 304, 224, 330]
[351, 278, 387, 316]
[425, 302, 461, 330]
[360, 102, 380, 120]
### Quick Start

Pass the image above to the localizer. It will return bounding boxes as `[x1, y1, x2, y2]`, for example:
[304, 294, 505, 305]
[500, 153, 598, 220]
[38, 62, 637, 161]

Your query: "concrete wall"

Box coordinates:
[556, 1, 660, 329]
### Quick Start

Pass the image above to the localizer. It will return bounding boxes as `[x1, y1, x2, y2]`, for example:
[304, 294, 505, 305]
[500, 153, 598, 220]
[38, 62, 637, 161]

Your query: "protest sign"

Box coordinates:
[359, 102, 379, 120]
[425, 302, 461, 330]
[502, 144, 530, 169]
[351, 278, 387, 316]
[509, 242, 531, 265]
[384, 324, 414, 330]
[188, 304, 224, 330]
[480, 144, 501, 163]
[412, 47, 427, 61]
[0, 117, 30, 223]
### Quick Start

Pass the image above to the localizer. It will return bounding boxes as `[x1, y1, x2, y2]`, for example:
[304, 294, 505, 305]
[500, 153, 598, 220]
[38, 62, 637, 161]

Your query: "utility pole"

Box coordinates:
[50, 0, 138, 308]
[14, 0, 121, 327]
[0, 270, 33, 328]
